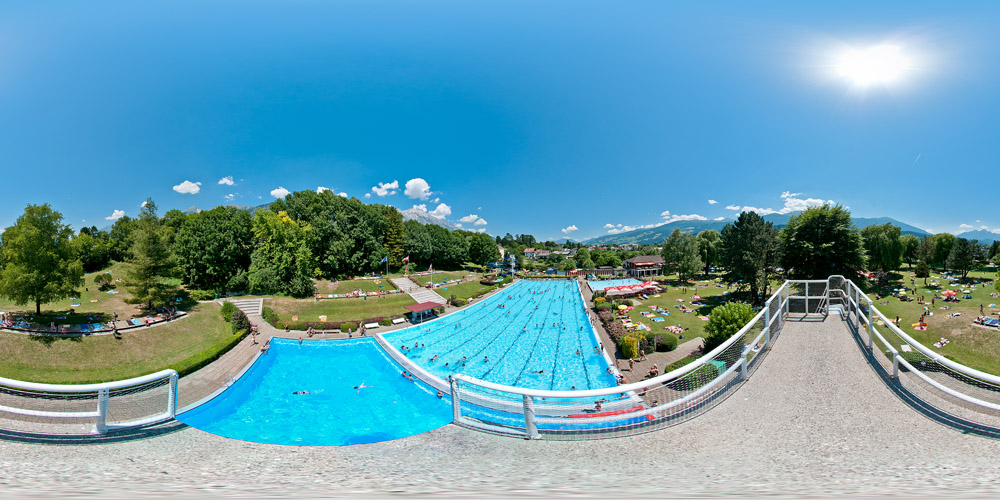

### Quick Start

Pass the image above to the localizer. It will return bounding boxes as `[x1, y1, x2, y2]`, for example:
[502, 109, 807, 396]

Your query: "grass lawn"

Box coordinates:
[616, 277, 733, 343]
[266, 294, 416, 325]
[410, 271, 474, 286]
[0, 302, 237, 384]
[862, 268, 1000, 374]
[436, 280, 499, 302]
[313, 278, 397, 294]
[0, 262, 194, 326]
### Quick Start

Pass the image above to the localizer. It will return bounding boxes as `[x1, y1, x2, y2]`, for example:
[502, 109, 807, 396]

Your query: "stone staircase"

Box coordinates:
[390, 277, 447, 305]
[222, 297, 263, 316]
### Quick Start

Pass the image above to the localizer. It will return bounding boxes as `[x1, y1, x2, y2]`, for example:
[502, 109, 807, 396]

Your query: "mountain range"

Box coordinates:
[582, 213, 998, 245]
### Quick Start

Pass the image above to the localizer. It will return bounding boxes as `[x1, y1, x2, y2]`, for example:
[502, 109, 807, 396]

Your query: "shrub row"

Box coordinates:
[261, 309, 403, 332]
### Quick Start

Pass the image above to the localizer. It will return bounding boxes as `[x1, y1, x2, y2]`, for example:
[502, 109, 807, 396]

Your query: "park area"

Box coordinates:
[863, 268, 1000, 374]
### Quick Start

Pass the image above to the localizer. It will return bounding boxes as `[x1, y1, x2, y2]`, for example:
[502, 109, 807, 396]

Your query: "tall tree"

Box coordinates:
[124, 198, 177, 310]
[900, 234, 920, 269]
[0, 204, 84, 314]
[931, 233, 957, 271]
[468, 232, 501, 267]
[72, 230, 111, 272]
[173, 206, 253, 293]
[379, 205, 406, 268]
[696, 229, 721, 275]
[661, 229, 702, 281]
[249, 209, 316, 297]
[780, 204, 865, 280]
[107, 215, 138, 262]
[914, 236, 934, 285]
[989, 241, 1000, 262]
[946, 238, 977, 279]
[860, 223, 903, 272]
[719, 211, 781, 303]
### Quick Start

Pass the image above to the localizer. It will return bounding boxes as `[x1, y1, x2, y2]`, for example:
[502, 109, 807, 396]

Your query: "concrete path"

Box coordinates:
[390, 276, 446, 305]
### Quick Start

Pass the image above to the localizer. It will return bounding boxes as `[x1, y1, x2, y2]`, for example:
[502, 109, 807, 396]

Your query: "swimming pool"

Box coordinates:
[587, 278, 643, 293]
[383, 280, 617, 391]
[177, 338, 451, 446]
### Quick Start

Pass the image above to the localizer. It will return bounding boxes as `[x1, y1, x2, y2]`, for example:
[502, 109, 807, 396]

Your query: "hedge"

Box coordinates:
[262, 306, 280, 327]
[220, 301, 237, 322]
[619, 332, 641, 359]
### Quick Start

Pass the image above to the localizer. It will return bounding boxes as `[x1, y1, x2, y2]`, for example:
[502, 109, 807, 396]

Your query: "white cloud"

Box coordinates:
[270, 186, 290, 199]
[606, 222, 663, 235]
[725, 205, 741, 211]
[730, 193, 834, 216]
[780, 191, 802, 199]
[476, 228, 487, 233]
[364, 193, 371, 199]
[429, 203, 451, 219]
[317, 186, 331, 193]
[708, 199, 718, 205]
[714, 216, 726, 221]
[959, 224, 974, 229]
[474, 218, 487, 226]
[338, 192, 348, 198]
[433, 198, 440, 203]
[460, 214, 480, 223]
[173, 180, 202, 194]
[455, 223, 463, 228]
[561, 225, 579, 234]
[218, 176, 235, 186]
[477, 206, 482, 210]
[664, 214, 708, 223]
[603, 223, 615, 229]
[104, 209, 125, 221]
[660, 210, 671, 218]
[140, 200, 148, 207]
[224, 193, 236, 202]
[371, 180, 399, 197]
[404, 178, 432, 200]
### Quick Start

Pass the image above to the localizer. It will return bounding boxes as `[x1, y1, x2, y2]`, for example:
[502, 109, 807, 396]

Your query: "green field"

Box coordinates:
[266, 294, 416, 326]
[861, 268, 1000, 374]
[436, 280, 500, 302]
[409, 271, 473, 286]
[314, 278, 397, 295]
[613, 278, 733, 342]
[0, 302, 237, 384]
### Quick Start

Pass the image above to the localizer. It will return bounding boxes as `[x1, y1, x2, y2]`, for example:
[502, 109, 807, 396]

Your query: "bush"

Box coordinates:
[287, 274, 316, 299]
[619, 332, 641, 359]
[94, 273, 115, 291]
[248, 267, 281, 295]
[596, 304, 610, 313]
[594, 297, 606, 304]
[262, 306, 279, 327]
[340, 322, 358, 332]
[594, 290, 606, 298]
[671, 361, 720, 391]
[703, 301, 756, 353]
[189, 289, 214, 301]
[621, 299, 634, 307]
[231, 309, 250, 335]
[379, 318, 393, 326]
[220, 301, 237, 322]
[227, 270, 248, 294]
[451, 298, 467, 307]
[655, 334, 678, 352]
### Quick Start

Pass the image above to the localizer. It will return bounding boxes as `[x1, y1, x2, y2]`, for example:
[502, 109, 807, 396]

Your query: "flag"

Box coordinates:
[402, 256, 409, 263]
[379, 256, 387, 264]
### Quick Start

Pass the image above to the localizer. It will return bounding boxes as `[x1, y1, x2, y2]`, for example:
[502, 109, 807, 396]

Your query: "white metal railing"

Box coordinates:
[447, 281, 805, 439]
[0, 369, 178, 435]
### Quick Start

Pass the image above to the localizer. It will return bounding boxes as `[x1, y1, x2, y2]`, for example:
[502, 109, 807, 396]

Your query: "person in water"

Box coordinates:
[293, 390, 310, 395]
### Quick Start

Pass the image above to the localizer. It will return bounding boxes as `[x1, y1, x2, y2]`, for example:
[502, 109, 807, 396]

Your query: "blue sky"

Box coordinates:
[1, 1, 998, 241]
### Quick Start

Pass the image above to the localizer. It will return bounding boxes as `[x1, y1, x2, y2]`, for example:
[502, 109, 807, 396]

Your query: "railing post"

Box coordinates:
[94, 388, 109, 435]
[866, 299, 874, 350]
[740, 350, 749, 380]
[450, 377, 462, 423]
[523, 394, 540, 440]
[167, 372, 178, 418]
[892, 353, 900, 379]
[805, 282, 809, 314]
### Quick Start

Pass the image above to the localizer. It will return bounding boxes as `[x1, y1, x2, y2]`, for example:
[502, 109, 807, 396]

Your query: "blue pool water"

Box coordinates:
[177, 338, 451, 446]
[383, 280, 617, 391]
[587, 278, 643, 293]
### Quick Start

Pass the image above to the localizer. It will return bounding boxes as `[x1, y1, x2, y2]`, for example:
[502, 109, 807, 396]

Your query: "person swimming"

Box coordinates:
[292, 390, 310, 395]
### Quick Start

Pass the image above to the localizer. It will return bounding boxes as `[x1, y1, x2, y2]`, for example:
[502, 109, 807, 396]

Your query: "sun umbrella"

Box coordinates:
[943, 290, 957, 296]
[898, 291, 906, 296]
[618, 304, 628, 310]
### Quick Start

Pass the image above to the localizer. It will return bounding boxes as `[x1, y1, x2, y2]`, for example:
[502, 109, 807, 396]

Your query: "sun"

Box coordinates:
[837, 44, 909, 86]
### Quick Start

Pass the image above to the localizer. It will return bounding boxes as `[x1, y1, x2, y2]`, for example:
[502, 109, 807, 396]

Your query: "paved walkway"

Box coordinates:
[390, 276, 447, 305]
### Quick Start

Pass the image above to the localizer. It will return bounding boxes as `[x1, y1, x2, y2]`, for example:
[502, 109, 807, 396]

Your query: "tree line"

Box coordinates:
[658, 204, 998, 303]
[0, 190, 502, 311]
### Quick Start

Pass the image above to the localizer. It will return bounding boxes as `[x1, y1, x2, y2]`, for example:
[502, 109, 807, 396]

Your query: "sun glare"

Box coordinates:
[837, 44, 908, 86]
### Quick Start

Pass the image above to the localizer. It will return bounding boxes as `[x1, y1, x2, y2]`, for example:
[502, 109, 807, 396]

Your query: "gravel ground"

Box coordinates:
[3, 316, 1000, 499]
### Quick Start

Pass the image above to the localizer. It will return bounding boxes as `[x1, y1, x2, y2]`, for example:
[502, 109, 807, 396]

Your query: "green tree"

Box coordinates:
[124, 198, 177, 310]
[703, 301, 756, 353]
[914, 236, 934, 285]
[946, 238, 977, 279]
[107, 215, 138, 262]
[72, 230, 111, 272]
[696, 229, 721, 275]
[403, 220, 434, 265]
[989, 241, 1000, 261]
[900, 234, 919, 269]
[468, 232, 501, 267]
[380, 205, 406, 268]
[661, 229, 702, 281]
[931, 233, 957, 271]
[720, 211, 780, 303]
[0, 204, 84, 314]
[249, 209, 316, 297]
[860, 223, 903, 272]
[173, 206, 252, 293]
[780, 205, 865, 280]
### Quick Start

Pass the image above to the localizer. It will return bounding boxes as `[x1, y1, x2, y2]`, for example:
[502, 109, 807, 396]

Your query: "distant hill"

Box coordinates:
[955, 229, 999, 245]
[401, 207, 459, 230]
[582, 213, 931, 245]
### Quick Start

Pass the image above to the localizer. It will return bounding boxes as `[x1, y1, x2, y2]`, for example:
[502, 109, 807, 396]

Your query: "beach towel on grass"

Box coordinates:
[130, 319, 143, 326]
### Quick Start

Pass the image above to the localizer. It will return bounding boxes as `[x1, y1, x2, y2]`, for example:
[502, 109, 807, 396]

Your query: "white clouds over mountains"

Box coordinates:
[173, 180, 202, 194]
